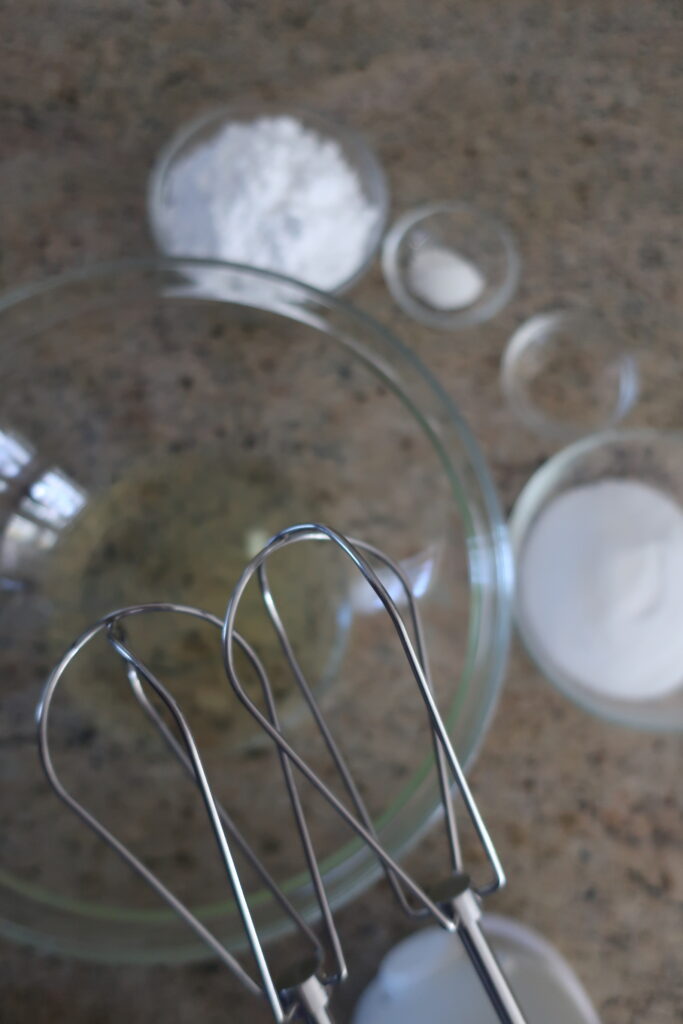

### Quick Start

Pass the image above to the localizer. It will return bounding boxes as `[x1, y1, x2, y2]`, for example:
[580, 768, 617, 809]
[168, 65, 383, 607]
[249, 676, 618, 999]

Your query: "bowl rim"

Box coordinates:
[0, 256, 513, 960]
[146, 103, 391, 295]
[509, 426, 683, 732]
[381, 200, 521, 330]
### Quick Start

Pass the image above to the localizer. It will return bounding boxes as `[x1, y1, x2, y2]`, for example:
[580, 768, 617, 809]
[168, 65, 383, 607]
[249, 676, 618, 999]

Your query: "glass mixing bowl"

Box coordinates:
[0, 259, 511, 963]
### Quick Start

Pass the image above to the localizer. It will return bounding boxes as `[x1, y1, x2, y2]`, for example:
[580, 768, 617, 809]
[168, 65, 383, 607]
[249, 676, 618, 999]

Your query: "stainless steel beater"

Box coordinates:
[222, 524, 527, 1024]
[36, 523, 528, 1023]
[37, 603, 345, 1023]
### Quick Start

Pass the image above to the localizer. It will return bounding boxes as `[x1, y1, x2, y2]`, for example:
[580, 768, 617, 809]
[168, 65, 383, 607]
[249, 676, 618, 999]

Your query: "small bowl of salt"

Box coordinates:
[510, 428, 683, 730]
[382, 201, 520, 329]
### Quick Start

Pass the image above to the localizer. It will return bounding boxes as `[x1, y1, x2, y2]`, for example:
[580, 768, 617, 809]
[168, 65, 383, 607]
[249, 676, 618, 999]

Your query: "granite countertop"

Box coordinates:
[1, 2, 682, 1022]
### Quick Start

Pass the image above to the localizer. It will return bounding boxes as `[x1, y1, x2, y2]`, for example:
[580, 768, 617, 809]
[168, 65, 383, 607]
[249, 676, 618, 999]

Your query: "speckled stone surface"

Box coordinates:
[1, 2, 683, 1022]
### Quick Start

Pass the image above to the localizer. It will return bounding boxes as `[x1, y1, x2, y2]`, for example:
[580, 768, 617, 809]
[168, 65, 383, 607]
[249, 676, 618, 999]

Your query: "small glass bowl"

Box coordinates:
[381, 201, 520, 329]
[353, 914, 600, 1024]
[510, 429, 683, 731]
[148, 104, 390, 294]
[502, 308, 639, 442]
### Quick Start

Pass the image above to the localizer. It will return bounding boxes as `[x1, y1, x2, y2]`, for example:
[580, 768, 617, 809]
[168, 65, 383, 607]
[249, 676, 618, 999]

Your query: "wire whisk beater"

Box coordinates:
[37, 524, 527, 1023]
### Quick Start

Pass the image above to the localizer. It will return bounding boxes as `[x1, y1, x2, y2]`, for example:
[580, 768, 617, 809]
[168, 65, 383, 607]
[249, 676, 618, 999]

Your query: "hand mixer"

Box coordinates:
[36, 523, 528, 1023]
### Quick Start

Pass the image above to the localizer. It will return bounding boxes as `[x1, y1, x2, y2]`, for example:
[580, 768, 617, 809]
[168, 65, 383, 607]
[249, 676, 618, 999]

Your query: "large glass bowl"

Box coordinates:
[0, 259, 512, 963]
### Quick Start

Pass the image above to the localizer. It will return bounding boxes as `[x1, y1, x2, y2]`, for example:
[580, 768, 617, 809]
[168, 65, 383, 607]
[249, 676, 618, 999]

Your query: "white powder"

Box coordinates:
[407, 244, 485, 311]
[517, 479, 683, 701]
[156, 115, 381, 291]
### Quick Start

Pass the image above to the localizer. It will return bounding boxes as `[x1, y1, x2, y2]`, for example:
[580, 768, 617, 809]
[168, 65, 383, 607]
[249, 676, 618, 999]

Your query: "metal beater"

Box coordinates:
[37, 601, 343, 1023]
[36, 523, 528, 1023]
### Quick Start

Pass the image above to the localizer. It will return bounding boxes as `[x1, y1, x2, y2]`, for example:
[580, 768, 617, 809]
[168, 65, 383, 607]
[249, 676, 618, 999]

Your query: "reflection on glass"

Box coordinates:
[350, 544, 442, 615]
[24, 470, 87, 528]
[0, 426, 87, 576]
[0, 428, 33, 491]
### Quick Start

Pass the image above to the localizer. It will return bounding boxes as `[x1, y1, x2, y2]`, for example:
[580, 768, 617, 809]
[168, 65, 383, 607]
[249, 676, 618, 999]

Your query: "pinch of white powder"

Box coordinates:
[407, 244, 485, 311]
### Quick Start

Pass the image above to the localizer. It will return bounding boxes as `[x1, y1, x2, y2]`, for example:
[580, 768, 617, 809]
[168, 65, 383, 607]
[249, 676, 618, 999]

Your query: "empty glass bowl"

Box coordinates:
[148, 104, 389, 294]
[0, 259, 512, 963]
[510, 429, 683, 730]
[382, 201, 520, 329]
[502, 308, 639, 442]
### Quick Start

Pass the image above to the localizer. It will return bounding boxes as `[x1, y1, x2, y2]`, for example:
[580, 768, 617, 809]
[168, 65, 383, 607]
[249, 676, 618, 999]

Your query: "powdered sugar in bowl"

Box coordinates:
[148, 104, 389, 293]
